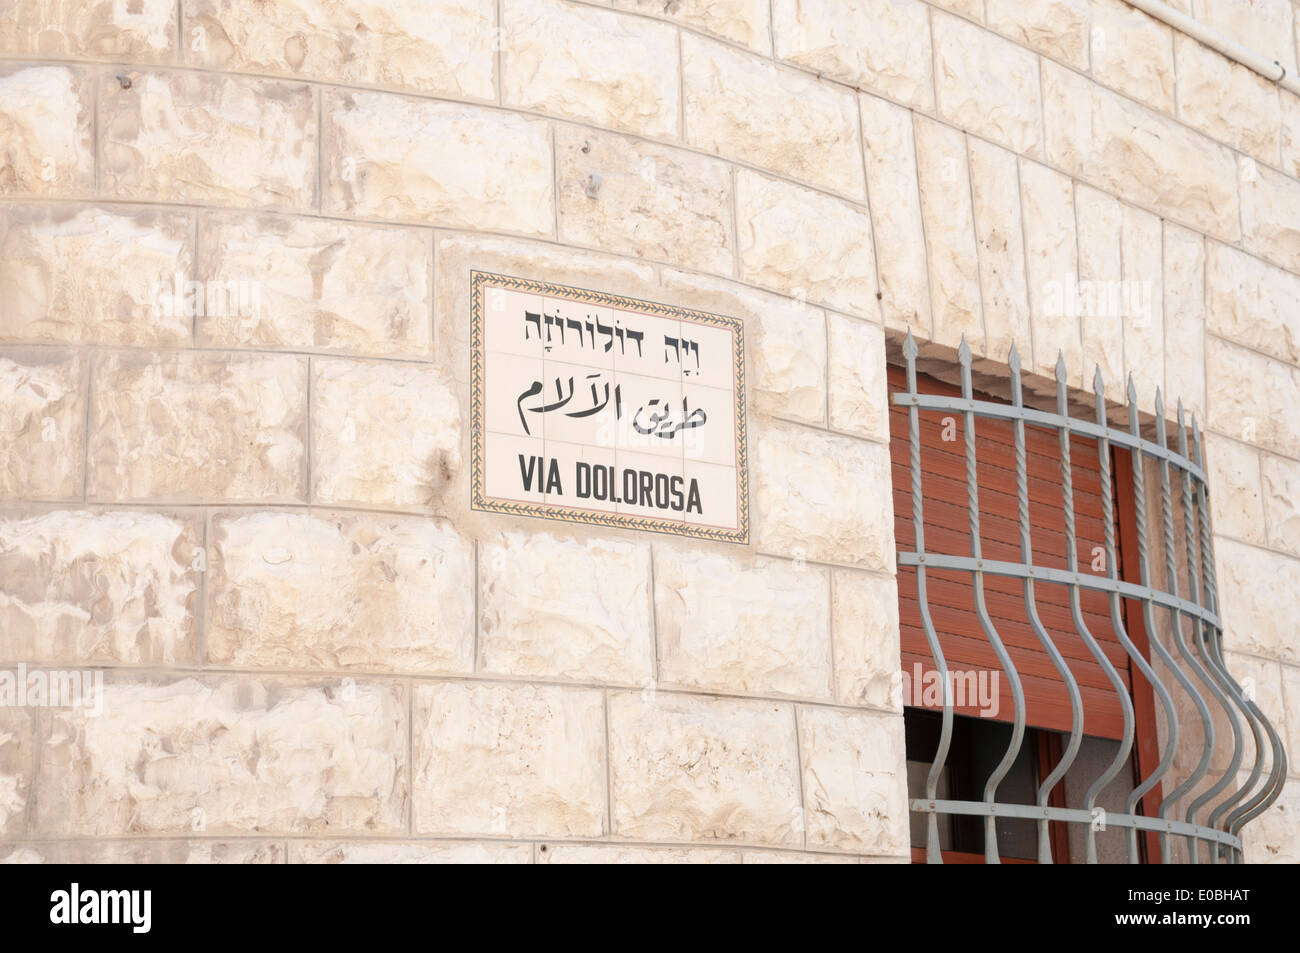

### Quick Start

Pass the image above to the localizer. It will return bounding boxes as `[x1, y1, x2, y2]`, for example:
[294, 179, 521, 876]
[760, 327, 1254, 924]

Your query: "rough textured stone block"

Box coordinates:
[1242, 785, 1300, 863]
[100, 71, 315, 209]
[610, 0, 769, 50]
[1088, 0, 1175, 113]
[0, 350, 85, 500]
[1239, 158, 1300, 274]
[196, 213, 432, 357]
[798, 706, 908, 854]
[859, 94, 929, 335]
[0, 0, 176, 60]
[933, 13, 1042, 158]
[755, 423, 895, 571]
[184, 0, 496, 100]
[479, 531, 653, 684]
[503, 0, 679, 140]
[555, 126, 733, 275]
[3, 841, 285, 863]
[1162, 223, 1206, 423]
[1043, 61, 1239, 242]
[0, 708, 33, 837]
[538, 843, 741, 863]
[1262, 454, 1300, 558]
[968, 138, 1031, 363]
[832, 569, 901, 710]
[986, 0, 1088, 68]
[915, 117, 982, 351]
[1174, 34, 1280, 162]
[1121, 204, 1163, 413]
[1206, 242, 1300, 366]
[654, 547, 832, 698]
[323, 89, 552, 235]
[0, 66, 93, 197]
[412, 682, 606, 837]
[1193, 0, 1296, 74]
[0, 510, 200, 664]
[828, 315, 888, 442]
[772, 0, 933, 109]
[88, 352, 307, 502]
[737, 170, 878, 320]
[34, 677, 408, 834]
[1020, 159, 1082, 382]
[0, 205, 193, 346]
[310, 357, 460, 511]
[684, 33, 864, 198]
[1203, 433, 1266, 546]
[1281, 663, 1300, 778]
[1206, 337, 1300, 459]
[660, 269, 827, 425]
[207, 511, 474, 674]
[291, 841, 531, 863]
[608, 692, 802, 845]
[1074, 184, 1124, 390]
[1216, 538, 1300, 664]
[1283, 91, 1300, 178]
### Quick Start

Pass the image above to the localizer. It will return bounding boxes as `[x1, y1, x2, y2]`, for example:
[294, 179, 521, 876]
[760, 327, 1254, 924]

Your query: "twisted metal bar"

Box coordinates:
[1011, 347, 1084, 865]
[1057, 356, 1135, 865]
[1149, 392, 1217, 864]
[1091, 368, 1165, 864]
[902, 330, 954, 864]
[958, 337, 1026, 865]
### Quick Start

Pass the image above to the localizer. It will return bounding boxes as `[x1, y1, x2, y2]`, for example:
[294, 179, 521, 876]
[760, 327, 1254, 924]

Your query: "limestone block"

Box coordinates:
[0, 205, 193, 346]
[87, 352, 307, 502]
[0, 350, 85, 500]
[411, 681, 606, 837]
[555, 126, 733, 275]
[34, 676, 408, 834]
[798, 706, 908, 854]
[184, 0, 496, 100]
[323, 89, 553, 235]
[654, 546, 832, 698]
[754, 422, 895, 571]
[479, 531, 653, 684]
[207, 511, 474, 674]
[683, 32, 864, 198]
[771, 0, 934, 109]
[737, 170, 879, 319]
[0, 66, 93, 197]
[0, 510, 200, 664]
[196, 213, 432, 358]
[607, 691, 803, 845]
[310, 357, 459, 511]
[100, 71, 315, 209]
[859, 94, 929, 335]
[502, 0, 679, 140]
[933, 12, 1043, 158]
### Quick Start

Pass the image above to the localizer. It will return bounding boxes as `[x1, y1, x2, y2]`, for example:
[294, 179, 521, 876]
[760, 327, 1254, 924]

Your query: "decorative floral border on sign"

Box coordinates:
[470, 269, 750, 544]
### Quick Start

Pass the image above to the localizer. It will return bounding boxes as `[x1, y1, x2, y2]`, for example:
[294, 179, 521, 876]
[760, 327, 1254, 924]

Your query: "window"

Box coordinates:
[889, 333, 1285, 864]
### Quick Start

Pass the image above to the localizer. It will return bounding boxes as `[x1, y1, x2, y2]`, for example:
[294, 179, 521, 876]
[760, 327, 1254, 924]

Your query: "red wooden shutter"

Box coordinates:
[888, 364, 1132, 739]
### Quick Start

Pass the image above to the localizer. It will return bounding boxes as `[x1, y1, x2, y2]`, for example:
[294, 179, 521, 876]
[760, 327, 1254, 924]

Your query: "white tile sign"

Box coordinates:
[471, 271, 749, 543]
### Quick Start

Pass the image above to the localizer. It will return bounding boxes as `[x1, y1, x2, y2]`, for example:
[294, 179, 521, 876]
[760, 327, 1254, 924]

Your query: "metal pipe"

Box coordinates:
[1125, 0, 1300, 98]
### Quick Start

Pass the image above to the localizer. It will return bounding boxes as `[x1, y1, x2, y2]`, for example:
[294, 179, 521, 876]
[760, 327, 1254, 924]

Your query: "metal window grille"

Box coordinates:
[895, 330, 1288, 864]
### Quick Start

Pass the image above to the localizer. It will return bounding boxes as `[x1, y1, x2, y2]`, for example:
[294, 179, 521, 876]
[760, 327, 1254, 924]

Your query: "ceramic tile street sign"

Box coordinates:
[471, 270, 749, 543]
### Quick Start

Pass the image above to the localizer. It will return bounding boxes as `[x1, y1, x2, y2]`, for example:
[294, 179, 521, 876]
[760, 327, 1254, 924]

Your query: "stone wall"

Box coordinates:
[0, 0, 1295, 863]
